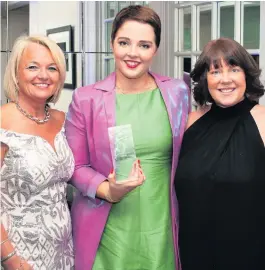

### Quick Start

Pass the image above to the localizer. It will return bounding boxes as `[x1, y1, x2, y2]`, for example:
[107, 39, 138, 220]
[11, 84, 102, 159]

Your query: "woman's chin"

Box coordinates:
[214, 96, 245, 108]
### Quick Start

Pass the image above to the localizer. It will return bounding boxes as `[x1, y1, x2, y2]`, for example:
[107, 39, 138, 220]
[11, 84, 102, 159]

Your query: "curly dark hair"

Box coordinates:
[111, 5, 161, 48]
[190, 38, 264, 106]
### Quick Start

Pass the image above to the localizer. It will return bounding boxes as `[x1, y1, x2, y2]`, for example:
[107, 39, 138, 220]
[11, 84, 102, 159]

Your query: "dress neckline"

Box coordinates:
[210, 98, 257, 117]
[0, 126, 65, 156]
[116, 87, 159, 96]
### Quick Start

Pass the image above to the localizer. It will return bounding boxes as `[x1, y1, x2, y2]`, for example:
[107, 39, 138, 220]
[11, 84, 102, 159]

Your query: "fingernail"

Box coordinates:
[138, 160, 140, 164]
[110, 168, 114, 174]
[140, 171, 142, 174]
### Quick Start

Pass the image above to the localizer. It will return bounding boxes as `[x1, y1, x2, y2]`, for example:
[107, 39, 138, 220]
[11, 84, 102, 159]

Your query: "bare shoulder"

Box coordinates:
[0, 104, 16, 159]
[251, 104, 265, 145]
[186, 105, 211, 130]
[1, 103, 17, 129]
[251, 104, 265, 123]
[49, 108, 66, 125]
[1, 102, 16, 115]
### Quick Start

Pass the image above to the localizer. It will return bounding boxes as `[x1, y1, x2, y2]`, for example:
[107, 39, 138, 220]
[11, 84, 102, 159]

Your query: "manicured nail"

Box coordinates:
[110, 168, 114, 174]
[138, 159, 140, 165]
[140, 171, 142, 174]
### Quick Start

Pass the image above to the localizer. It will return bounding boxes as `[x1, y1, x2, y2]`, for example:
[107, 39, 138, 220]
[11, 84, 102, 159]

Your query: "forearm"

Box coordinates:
[96, 180, 109, 200]
[1, 224, 22, 269]
[71, 166, 107, 199]
[96, 180, 120, 203]
[95, 161, 145, 204]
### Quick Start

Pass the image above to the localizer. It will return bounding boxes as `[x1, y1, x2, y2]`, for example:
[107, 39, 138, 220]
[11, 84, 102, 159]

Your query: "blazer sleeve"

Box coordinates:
[65, 89, 106, 200]
[187, 83, 192, 114]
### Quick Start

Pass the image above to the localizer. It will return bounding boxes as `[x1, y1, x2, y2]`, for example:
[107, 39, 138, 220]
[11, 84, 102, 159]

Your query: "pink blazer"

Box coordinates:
[65, 72, 190, 270]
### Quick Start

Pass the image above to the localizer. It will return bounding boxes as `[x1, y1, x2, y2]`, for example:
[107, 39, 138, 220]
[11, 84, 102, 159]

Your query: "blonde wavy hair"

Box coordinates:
[3, 35, 66, 103]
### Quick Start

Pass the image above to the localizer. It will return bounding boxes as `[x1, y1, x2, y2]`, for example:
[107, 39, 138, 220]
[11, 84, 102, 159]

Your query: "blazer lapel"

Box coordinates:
[94, 72, 116, 128]
[152, 72, 181, 181]
[103, 91, 116, 128]
[151, 72, 175, 136]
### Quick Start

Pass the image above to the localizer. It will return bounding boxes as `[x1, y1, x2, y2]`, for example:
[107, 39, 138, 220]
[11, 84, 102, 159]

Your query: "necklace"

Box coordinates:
[13, 102, 50, 124]
[115, 76, 156, 94]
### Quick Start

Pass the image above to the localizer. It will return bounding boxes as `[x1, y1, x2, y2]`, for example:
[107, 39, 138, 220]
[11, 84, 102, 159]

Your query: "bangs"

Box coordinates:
[191, 37, 264, 106]
[205, 52, 242, 70]
[203, 39, 245, 71]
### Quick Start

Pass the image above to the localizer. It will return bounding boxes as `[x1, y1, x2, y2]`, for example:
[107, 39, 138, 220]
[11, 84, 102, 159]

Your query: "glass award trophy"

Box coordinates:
[108, 124, 138, 182]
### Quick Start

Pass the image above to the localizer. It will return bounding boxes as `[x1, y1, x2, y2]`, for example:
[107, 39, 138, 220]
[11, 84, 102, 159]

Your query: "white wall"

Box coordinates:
[29, 1, 81, 112]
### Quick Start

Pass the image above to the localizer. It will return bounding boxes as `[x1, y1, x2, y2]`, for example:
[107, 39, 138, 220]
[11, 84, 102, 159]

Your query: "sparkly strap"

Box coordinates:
[0, 128, 12, 147]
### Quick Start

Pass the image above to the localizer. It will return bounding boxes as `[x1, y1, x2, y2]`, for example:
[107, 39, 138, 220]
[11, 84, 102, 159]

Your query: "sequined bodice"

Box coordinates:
[1, 127, 74, 208]
[0, 125, 75, 270]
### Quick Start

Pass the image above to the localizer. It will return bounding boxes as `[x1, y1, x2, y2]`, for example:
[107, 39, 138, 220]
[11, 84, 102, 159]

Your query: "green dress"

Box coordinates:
[93, 89, 175, 270]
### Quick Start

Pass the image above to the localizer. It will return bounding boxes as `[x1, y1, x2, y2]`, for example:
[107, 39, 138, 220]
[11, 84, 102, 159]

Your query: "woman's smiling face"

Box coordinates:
[207, 58, 246, 107]
[111, 20, 157, 80]
[17, 42, 60, 103]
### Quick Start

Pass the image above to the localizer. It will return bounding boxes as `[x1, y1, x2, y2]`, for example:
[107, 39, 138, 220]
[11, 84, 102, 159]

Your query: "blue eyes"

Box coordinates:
[48, 66, 58, 71]
[27, 65, 58, 71]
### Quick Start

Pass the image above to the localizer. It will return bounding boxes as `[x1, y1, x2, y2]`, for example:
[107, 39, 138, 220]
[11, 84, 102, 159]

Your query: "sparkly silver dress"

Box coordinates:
[0, 125, 74, 270]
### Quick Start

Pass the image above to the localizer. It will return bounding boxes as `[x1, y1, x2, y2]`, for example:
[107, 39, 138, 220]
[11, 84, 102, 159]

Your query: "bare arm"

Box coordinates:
[1, 224, 21, 269]
[1, 148, 32, 269]
[251, 104, 265, 146]
[0, 110, 19, 267]
[1, 113, 32, 269]
[185, 105, 211, 131]
[1, 143, 8, 167]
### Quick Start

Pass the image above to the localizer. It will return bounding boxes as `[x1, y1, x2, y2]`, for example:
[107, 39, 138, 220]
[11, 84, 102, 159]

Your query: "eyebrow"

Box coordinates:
[117, 37, 153, 44]
[28, 61, 57, 66]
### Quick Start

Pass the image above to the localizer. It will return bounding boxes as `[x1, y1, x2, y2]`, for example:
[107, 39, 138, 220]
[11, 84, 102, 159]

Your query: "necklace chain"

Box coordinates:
[13, 102, 50, 124]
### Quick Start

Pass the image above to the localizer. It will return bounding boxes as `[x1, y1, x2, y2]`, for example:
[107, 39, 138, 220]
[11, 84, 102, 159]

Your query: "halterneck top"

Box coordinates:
[175, 98, 265, 270]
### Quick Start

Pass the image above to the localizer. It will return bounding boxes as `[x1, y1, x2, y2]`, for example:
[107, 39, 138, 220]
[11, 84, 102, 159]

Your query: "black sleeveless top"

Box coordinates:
[175, 98, 265, 270]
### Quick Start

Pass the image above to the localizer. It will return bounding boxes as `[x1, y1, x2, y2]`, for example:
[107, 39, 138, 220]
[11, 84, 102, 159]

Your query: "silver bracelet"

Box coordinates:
[0, 238, 9, 245]
[1, 250, 16, 263]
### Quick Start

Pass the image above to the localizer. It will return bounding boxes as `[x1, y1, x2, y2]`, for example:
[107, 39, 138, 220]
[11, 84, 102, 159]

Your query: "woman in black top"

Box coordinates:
[175, 38, 265, 270]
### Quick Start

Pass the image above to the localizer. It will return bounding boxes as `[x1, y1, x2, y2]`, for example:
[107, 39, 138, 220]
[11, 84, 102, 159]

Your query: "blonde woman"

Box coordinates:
[0, 36, 74, 269]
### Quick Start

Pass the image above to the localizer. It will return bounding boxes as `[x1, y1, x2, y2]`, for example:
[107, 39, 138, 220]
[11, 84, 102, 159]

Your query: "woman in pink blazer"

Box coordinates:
[65, 5, 190, 270]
